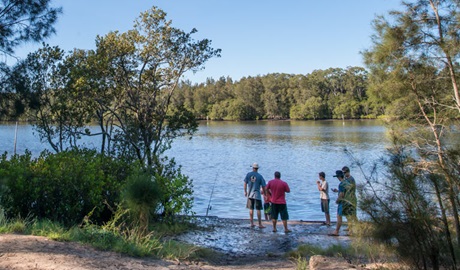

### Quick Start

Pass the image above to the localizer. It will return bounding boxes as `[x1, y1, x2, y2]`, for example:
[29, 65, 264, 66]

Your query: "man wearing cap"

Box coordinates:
[244, 163, 267, 228]
[329, 170, 345, 236]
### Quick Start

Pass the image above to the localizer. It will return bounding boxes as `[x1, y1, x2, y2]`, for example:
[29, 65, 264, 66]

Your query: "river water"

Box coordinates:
[0, 120, 389, 221]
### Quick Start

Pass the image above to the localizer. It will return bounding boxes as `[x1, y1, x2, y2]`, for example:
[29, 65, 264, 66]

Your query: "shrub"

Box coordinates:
[0, 149, 132, 226]
[154, 157, 194, 220]
[122, 170, 162, 234]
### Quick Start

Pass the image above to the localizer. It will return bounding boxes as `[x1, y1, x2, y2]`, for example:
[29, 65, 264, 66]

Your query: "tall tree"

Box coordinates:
[363, 0, 460, 268]
[94, 6, 221, 167]
[0, 0, 62, 55]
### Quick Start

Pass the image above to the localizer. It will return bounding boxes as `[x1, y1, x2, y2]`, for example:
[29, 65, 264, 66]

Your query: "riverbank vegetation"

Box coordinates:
[0, 2, 217, 263]
[0, 210, 209, 260]
[353, 1, 460, 269]
[1, 1, 460, 270]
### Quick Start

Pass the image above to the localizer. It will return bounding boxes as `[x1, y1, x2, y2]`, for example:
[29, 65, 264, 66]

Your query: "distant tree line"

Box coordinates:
[173, 66, 372, 121]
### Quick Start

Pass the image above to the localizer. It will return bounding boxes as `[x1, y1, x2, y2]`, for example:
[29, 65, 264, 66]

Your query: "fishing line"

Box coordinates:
[206, 173, 218, 217]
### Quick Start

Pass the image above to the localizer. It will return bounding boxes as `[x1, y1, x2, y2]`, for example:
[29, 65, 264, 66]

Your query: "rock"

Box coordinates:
[309, 255, 363, 270]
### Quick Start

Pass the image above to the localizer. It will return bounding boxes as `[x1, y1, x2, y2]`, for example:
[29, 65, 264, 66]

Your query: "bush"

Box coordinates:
[154, 157, 194, 220]
[122, 170, 162, 234]
[0, 149, 132, 226]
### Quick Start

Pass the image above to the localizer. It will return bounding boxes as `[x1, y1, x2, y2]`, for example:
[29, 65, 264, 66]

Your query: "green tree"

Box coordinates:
[0, 0, 62, 55]
[362, 0, 460, 268]
[11, 44, 89, 152]
[93, 6, 220, 167]
[233, 77, 265, 120]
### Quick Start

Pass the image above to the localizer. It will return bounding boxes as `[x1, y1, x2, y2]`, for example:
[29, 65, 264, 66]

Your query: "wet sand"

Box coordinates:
[173, 216, 351, 260]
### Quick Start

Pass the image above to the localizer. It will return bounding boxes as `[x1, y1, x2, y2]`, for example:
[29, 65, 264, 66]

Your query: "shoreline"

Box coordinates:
[173, 216, 351, 257]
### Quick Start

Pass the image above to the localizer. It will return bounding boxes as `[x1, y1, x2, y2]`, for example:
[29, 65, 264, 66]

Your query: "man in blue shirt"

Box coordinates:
[329, 170, 345, 236]
[244, 163, 267, 228]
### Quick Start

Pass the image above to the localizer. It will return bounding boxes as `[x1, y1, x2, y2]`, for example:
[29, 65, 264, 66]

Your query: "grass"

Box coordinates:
[288, 221, 409, 270]
[0, 211, 210, 261]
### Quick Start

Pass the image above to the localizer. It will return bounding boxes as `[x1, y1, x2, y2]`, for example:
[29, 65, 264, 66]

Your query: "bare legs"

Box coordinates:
[331, 215, 342, 235]
[257, 210, 265, 228]
[272, 219, 290, 233]
[249, 209, 255, 227]
[249, 209, 265, 228]
[325, 213, 331, 225]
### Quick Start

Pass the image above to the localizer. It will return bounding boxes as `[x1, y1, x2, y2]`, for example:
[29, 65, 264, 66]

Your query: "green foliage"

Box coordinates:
[295, 255, 308, 270]
[359, 145, 457, 269]
[0, 0, 62, 55]
[154, 157, 194, 219]
[174, 68, 372, 121]
[122, 170, 162, 234]
[361, 1, 460, 269]
[0, 149, 131, 226]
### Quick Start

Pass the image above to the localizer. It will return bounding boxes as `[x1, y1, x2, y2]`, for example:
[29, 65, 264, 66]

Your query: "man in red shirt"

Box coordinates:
[266, 171, 291, 233]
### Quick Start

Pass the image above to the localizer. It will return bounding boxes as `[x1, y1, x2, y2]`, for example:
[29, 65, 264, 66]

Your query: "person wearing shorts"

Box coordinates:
[316, 171, 330, 226]
[266, 171, 291, 233]
[244, 163, 266, 228]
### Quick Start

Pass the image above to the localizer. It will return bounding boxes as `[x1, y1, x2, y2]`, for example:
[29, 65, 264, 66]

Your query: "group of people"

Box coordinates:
[243, 163, 291, 233]
[316, 166, 357, 236]
[243, 163, 356, 236]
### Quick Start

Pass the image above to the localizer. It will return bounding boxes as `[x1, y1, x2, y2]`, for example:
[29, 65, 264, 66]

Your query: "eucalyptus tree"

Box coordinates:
[94, 7, 221, 168]
[362, 0, 460, 267]
[10, 44, 89, 152]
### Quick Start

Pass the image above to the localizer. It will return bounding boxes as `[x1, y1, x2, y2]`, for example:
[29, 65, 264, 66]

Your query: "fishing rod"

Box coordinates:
[206, 174, 218, 217]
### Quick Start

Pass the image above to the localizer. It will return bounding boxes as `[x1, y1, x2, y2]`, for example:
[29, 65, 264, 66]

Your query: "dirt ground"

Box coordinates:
[0, 217, 352, 270]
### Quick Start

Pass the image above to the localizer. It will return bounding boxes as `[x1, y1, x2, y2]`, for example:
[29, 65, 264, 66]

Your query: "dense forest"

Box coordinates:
[174, 67, 372, 120]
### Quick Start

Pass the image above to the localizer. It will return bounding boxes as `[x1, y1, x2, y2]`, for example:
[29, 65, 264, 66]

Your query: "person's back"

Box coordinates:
[244, 171, 265, 200]
[266, 171, 291, 233]
[243, 163, 266, 228]
[267, 177, 290, 204]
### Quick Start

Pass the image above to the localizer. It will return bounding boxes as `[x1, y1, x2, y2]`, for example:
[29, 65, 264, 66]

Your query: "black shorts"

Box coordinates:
[246, 198, 263, 210]
[271, 203, 289, 221]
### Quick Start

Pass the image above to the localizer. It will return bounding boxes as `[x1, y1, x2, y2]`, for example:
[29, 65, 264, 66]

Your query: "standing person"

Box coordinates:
[342, 166, 357, 233]
[262, 187, 272, 221]
[316, 172, 330, 226]
[266, 171, 291, 233]
[329, 170, 345, 236]
[244, 163, 266, 228]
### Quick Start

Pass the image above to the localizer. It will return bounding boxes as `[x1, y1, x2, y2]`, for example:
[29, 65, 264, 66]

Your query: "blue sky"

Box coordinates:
[14, 0, 401, 84]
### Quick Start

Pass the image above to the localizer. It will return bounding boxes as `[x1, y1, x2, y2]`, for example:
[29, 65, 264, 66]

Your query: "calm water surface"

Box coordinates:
[0, 120, 389, 221]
